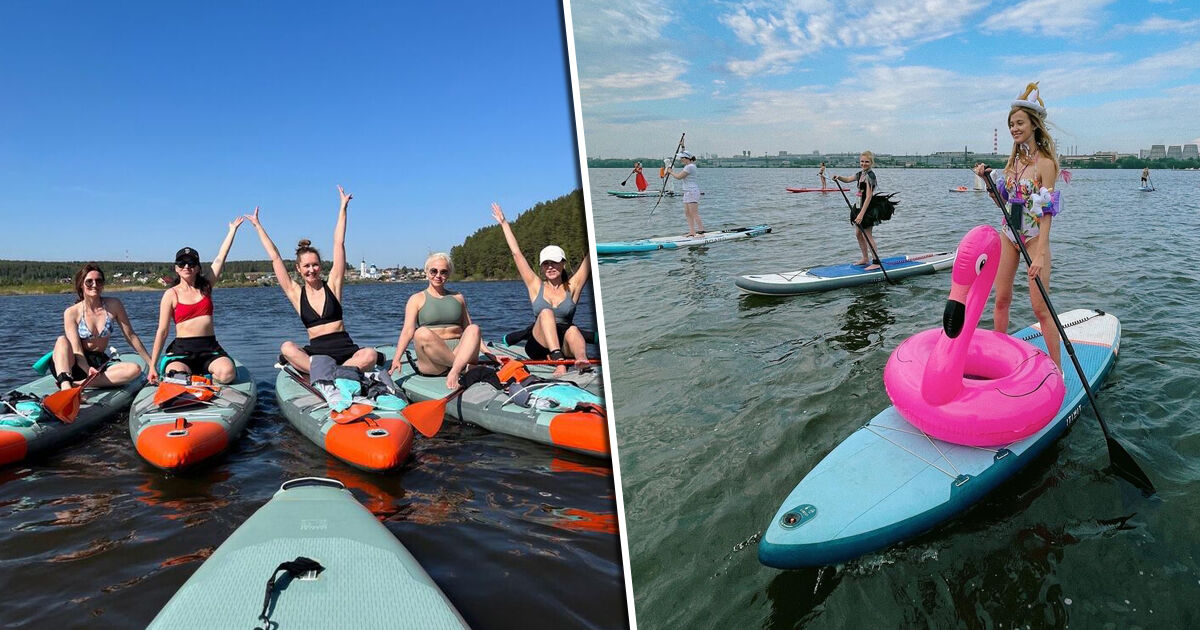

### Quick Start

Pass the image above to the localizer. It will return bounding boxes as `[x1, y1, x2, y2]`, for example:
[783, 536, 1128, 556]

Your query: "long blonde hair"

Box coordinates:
[1007, 83, 1059, 177]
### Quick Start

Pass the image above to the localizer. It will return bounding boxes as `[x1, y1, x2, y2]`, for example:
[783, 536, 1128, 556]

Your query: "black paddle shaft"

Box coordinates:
[650, 132, 686, 216]
[620, 167, 637, 186]
[833, 177, 894, 285]
[980, 167, 1155, 495]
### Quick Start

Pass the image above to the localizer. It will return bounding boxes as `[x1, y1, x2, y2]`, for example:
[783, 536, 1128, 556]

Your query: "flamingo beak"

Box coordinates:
[943, 282, 969, 338]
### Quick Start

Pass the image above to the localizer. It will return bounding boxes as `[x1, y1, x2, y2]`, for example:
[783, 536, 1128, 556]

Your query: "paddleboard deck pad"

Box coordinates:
[128, 358, 257, 471]
[736, 251, 955, 295]
[597, 225, 772, 255]
[759, 309, 1119, 569]
[147, 477, 469, 629]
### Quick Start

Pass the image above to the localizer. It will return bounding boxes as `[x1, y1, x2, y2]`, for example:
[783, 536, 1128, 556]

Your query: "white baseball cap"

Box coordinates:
[676, 150, 695, 160]
[539, 245, 567, 264]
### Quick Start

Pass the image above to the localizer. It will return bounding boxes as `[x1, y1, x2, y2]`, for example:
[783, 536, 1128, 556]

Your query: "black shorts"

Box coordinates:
[524, 323, 578, 360]
[303, 331, 362, 365]
[71, 350, 112, 381]
[164, 336, 229, 374]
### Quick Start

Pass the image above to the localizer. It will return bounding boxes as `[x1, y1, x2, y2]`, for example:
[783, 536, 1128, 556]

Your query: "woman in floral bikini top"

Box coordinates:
[973, 81, 1066, 374]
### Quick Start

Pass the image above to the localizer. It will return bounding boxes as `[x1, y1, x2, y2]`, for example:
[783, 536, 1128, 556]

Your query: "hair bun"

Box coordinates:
[297, 239, 311, 248]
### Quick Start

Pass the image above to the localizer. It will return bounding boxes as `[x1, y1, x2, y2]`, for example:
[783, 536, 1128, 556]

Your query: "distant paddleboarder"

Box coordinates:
[818, 162, 827, 189]
[634, 162, 648, 191]
[1141, 166, 1149, 188]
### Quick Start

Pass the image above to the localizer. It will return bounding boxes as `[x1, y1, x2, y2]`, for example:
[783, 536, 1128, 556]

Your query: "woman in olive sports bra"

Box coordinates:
[147, 219, 244, 384]
[492, 202, 591, 377]
[48, 263, 152, 391]
[388, 253, 487, 389]
[244, 186, 379, 372]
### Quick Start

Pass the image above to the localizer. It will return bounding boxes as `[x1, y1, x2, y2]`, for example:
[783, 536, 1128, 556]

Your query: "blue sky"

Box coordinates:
[0, 2, 580, 266]
[569, 0, 1200, 158]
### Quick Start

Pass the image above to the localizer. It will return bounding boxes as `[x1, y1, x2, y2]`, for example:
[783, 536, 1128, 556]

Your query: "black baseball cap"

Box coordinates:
[175, 247, 201, 266]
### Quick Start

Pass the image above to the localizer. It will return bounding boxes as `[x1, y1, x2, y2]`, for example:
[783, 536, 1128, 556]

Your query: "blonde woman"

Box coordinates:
[831, 151, 893, 271]
[387, 253, 485, 390]
[974, 82, 1064, 372]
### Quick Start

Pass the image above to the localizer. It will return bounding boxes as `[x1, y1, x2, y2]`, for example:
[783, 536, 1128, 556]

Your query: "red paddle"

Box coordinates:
[43, 363, 112, 423]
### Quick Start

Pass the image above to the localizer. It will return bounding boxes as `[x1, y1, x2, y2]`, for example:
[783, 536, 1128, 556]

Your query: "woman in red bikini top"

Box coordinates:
[244, 185, 379, 372]
[147, 217, 245, 384]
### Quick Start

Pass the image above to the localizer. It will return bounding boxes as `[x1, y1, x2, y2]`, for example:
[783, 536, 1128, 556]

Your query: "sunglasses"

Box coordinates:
[427, 268, 450, 277]
[176, 261, 199, 269]
[84, 278, 105, 287]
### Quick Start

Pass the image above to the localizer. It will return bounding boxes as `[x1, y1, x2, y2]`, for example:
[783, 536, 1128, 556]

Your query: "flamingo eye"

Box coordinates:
[975, 254, 988, 274]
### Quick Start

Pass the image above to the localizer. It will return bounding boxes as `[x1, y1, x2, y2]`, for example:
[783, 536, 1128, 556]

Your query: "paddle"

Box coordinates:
[649, 132, 686, 216]
[42, 362, 112, 423]
[833, 177, 894, 285]
[620, 167, 637, 186]
[979, 167, 1155, 495]
[400, 388, 462, 437]
[482, 357, 600, 367]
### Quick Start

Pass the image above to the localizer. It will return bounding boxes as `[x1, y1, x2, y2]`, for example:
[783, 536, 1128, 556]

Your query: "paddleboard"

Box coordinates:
[759, 309, 1119, 569]
[147, 477, 470, 629]
[736, 251, 955, 295]
[786, 188, 860, 195]
[128, 357, 257, 471]
[597, 225, 772, 255]
[607, 190, 676, 198]
[1138, 186, 1155, 192]
[485, 339, 602, 397]
[1, 353, 146, 467]
[948, 187, 984, 193]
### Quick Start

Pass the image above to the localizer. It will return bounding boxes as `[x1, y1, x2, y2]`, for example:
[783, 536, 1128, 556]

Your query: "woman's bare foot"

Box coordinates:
[853, 258, 869, 266]
[552, 365, 568, 377]
[575, 358, 592, 373]
[445, 368, 463, 390]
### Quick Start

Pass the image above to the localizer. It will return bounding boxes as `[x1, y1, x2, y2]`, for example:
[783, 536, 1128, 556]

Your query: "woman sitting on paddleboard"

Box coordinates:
[245, 186, 379, 372]
[147, 221, 244, 385]
[973, 82, 1064, 373]
[492, 202, 592, 377]
[48, 264, 152, 391]
[665, 151, 704, 237]
[831, 151, 894, 271]
[388, 253, 487, 390]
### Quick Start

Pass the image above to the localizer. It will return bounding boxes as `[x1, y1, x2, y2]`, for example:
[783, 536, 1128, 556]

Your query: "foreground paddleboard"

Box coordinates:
[606, 189, 676, 198]
[1, 353, 145, 467]
[128, 358, 257, 471]
[148, 477, 469, 629]
[759, 309, 1118, 569]
[736, 251, 955, 295]
[597, 225, 772, 255]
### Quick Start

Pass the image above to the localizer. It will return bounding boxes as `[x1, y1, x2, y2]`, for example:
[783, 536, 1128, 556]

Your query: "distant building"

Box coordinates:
[1140, 149, 1149, 159]
[778, 151, 788, 156]
[1150, 145, 1166, 159]
[1168, 145, 1182, 159]
[1185, 144, 1199, 159]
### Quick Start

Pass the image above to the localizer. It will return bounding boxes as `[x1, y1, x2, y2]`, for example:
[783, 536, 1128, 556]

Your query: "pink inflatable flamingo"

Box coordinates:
[883, 225, 1065, 446]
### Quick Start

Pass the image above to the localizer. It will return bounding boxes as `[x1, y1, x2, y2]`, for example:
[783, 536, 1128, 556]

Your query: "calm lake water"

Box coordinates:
[590, 166, 1200, 628]
[0, 281, 625, 629]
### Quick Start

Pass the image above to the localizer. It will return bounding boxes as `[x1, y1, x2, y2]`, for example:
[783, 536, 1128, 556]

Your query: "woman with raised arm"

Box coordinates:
[664, 151, 704, 237]
[973, 82, 1064, 373]
[147, 219, 244, 384]
[49, 264, 152, 390]
[387, 253, 487, 389]
[244, 186, 379, 372]
[491, 202, 591, 377]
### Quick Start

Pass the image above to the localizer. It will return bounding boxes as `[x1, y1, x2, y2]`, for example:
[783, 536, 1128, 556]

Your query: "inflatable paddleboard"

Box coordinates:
[607, 190, 677, 198]
[736, 251, 955, 295]
[128, 357, 257, 471]
[597, 225, 772, 255]
[147, 477, 470, 629]
[1, 353, 146, 467]
[759, 309, 1119, 569]
[485, 339, 602, 397]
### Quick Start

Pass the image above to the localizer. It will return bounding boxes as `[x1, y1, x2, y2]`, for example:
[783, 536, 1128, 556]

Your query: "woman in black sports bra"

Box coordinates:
[244, 186, 379, 372]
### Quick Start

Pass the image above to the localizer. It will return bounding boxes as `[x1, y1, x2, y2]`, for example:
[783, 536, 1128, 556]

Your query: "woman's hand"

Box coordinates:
[491, 202, 506, 224]
[388, 357, 403, 376]
[338, 185, 353, 207]
[148, 366, 159, 385]
[973, 163, 989, 177]
[1028, 252, 1045, 280]
[244, 206, 262, 228]
[229, 215, 245, 231]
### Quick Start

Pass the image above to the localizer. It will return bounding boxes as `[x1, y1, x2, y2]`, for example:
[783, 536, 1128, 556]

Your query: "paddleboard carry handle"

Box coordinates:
[255, 556, 327, 630]
[280, 477, 346, 492]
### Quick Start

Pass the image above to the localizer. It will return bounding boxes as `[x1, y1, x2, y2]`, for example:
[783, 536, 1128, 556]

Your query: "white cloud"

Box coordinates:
[580, 54, 694, 107]
[570, 0, 692, 108]
[720, 0, 987, 77]
[979, 0, 1114, 36]
[1114, 15, 1200, 35]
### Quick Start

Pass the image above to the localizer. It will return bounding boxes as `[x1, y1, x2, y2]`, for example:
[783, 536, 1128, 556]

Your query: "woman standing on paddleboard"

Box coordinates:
[666, 151, 704, 237]
[492, 202, 592, 377]
[244, 186, 379, 372]
[973, 82, 1064, 372]
[147, 220, 244, 385]
[48, 264, 151, 391]
[818, 162, 827, 189]
[831, 151, 892, 270]
[634, 161, 648, 192]
[388, 253, 488, 390]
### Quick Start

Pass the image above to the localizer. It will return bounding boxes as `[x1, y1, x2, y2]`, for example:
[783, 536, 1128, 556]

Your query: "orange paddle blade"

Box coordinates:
[42, 387, 82, 424]
[400, 399, 445, 438]
[153, 383, 189, 406]
[330, 403, 374, 424]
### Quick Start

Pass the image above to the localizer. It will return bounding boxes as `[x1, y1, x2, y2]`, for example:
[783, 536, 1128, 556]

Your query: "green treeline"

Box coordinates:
[0, 260, 332, 287]
[450, 191, 588, 280]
